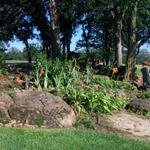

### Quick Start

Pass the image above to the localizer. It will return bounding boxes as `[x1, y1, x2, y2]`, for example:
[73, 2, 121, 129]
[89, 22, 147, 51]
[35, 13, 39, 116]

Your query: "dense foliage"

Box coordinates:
[0, 0, 149, 116]
[33, 56, 129, 114]
[0, 0, 150, 80]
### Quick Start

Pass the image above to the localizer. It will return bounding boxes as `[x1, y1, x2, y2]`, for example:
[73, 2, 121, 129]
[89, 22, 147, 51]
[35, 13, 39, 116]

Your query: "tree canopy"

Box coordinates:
[0, 0, 150, 80]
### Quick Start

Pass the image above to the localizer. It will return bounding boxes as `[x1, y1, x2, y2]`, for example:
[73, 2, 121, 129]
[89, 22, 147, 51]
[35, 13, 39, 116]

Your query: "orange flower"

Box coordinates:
[40, 68, 45, 77]
[112, 67, 118, 74]
[15, 74, 21, 83]
[76, 64, 80, 71]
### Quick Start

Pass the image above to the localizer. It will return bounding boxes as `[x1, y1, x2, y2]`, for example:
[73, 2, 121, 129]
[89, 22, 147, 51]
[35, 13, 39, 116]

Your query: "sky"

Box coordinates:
[7, 29, 150, 52]
[7, 27, 83, 52]
[7, 34, 82, 52]
[140, 43, 150, 51]
[7, 36, 81, 51]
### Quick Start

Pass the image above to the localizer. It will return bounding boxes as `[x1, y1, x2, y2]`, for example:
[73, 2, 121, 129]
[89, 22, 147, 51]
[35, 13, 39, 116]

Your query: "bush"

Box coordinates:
[94, 75, 134, 90]
[34, 54, 81, 90]
[0, 50, 6, 75]
[33, 54, 128, 114]
[65, 88, 127, 114]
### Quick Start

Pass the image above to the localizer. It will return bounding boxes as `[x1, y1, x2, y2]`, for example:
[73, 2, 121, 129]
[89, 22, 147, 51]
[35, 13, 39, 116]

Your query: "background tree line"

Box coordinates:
[0, 0, 150, 80]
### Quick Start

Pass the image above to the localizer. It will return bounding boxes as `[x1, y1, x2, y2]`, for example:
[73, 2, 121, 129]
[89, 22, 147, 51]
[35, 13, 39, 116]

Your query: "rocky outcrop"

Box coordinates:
[0, 91, 75, 128]
[0, 77, 12, 89]
[0, 92, 13, 121]
[125, 99, 150, 113]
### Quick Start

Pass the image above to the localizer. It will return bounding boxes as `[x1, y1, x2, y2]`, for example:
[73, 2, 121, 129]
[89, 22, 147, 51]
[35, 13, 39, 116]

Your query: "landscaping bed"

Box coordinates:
[0, 58, 150, 143]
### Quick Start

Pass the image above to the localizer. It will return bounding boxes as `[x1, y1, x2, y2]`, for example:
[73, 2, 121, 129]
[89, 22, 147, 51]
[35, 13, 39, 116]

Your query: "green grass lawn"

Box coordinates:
[0, 128, 149, 150]
[5, 60, 29, 64]
[5, 60, 35, 64]
[136, 65, 143, 76]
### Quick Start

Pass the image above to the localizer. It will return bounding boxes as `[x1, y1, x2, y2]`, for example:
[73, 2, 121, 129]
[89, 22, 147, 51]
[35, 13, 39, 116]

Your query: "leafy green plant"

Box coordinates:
[34, 62, 40, 87]
[0, 50, 7, 75]
[84, 66, 93, 85]
[34, 53, 50, 89]
[65, 85, 127, 114]
[74, 115, 96, 129]
[94, 75, 134, 90]
[86, 91, 127, 114]
[33, 55, 128, 115]
[31, 117, 44, 127]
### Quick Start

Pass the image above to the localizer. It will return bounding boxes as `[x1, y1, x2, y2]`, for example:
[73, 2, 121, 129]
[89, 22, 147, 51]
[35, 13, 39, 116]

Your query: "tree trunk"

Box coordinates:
[49, 0, 60, 58]
[62, 41, 66, 60]
[114, 6, 124, 67]
[67, 41, 71, 60]
[103, 23, 110, 67]
[116, 19, 122, 66]
[25, 41, 31, 64]
[124, 1, 138, 80]
[82, 23, 91, 64]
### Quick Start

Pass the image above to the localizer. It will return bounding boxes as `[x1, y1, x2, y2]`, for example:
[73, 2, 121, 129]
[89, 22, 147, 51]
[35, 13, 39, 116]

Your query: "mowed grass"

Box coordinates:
[5, 60, 35, 64]
[5, 60, 29, 64]
[136, 65, 143, 76]
[0, 128, 149, 150]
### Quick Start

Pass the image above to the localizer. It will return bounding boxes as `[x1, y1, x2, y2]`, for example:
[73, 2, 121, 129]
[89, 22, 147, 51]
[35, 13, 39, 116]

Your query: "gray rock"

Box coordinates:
[0, 92, 13, 121]
[0, 91, 14, 107]
[125, 99, 150, 113]
[8, 90, 75, 128]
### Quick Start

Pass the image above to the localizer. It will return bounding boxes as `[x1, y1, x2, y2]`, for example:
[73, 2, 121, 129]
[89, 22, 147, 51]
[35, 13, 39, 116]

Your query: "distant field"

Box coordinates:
[5, 60, 35, 64]
[0, 128, 149, 150]
[5, 60, 29, 64]
[136, 65, 142, 76]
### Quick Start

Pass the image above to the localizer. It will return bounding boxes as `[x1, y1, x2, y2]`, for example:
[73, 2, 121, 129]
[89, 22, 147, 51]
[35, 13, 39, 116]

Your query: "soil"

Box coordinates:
[96, 110, 150, 141]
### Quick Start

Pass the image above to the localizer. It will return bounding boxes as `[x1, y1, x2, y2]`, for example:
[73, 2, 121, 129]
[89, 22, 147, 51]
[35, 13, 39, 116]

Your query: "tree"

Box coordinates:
[113, 2, 124, 66]
[0, 0, 52, 58]
[124, 0, 139, 80]
[48, 0, 61, 58]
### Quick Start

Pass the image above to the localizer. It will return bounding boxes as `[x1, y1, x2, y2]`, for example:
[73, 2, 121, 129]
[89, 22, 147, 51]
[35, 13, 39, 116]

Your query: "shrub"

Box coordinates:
[34, 54, 81, 90]
[65, 87, 127, 114]
[0, 49, 6, 75]
[94, 75, 134, 90]
[33, 54, 128, 114]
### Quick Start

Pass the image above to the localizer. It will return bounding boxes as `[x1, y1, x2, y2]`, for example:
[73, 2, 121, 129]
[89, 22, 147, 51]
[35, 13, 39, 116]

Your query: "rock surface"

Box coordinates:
[0, 76, 12, 89]
[0, 91, 13, 106]
[126, 99, 150, 113]
[0, 91, 75, 128]
[98, 111, 150, 140]
[0, 92, 13, 121]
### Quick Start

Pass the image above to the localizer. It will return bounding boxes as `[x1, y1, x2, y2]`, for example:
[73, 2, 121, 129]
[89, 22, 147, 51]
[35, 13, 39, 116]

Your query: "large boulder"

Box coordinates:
[125, 99, 150, 113]
[0, 92, 13, 121]
[8, 90, 75, 128]
[0, 77, 12, 89]
[0, 92, 13, 106]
